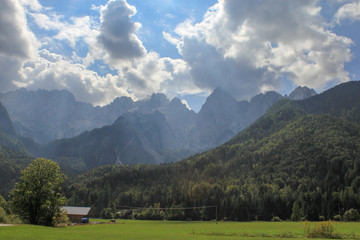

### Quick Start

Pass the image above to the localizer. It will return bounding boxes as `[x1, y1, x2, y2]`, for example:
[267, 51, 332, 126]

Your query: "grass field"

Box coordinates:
[1, 220, 359, 240]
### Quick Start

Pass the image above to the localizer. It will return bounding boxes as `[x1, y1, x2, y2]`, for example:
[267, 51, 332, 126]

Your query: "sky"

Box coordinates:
[0, 0, 359, 112]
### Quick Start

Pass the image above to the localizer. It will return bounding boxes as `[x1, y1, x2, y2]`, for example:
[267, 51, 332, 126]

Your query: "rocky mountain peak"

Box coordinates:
[250, 91, 282, 105]
[288, 86, 317, 100]
[200, 87, 238, 112]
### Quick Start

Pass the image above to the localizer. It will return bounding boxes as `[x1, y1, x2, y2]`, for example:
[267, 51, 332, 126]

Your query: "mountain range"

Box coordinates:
[0, 86, 316, 171]
[65, 81, 360, 221]
[1, 81, 359, 221]
[0, 86, 316, 144]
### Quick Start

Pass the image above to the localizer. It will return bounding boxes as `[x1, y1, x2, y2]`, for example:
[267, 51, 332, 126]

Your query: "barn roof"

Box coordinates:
[61, 206, 91, 216]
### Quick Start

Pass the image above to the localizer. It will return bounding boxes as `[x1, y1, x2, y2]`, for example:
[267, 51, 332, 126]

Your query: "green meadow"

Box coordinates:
[1, 220, 360, 240]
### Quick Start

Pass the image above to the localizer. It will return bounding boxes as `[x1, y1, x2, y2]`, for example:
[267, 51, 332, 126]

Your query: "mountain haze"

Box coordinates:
[0, 102, 33, 196]
[189, 88, 283, 149]
[66, 81, 360, 221]
[2, 85, 318, 170]
[28, 88, 291, 169]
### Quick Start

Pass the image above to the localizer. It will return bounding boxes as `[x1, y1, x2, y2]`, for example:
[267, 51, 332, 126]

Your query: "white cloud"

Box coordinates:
[334, 0, 360, 23]
[169, 0, 353, 99]
[30, 12, 64, 30]
[4, 0, 131, 105]
[110, 51, 200, 100]
[90, 0, 201, 101]
[181, 99, 192, 110]
[19, 49, 130, 105]
[55, 16, 94, 48]
[1, 0, 198, 106]
[2, 0, 355, 108]
[162, 31, 180, 45]
[29, 8, 96, 49]
[0, 0, 39, 92]
[19, 0, 42, 11]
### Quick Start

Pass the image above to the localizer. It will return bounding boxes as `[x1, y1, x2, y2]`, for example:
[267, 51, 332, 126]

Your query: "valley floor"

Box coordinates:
[0, 220, 360, 240]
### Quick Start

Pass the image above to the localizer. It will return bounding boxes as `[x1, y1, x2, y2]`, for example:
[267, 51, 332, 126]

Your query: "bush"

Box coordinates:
[0, 207, 8, 223]
[0, 195, 8, 211]
[132, 206, 165, 220]
[318, 216, 325, 221]
[291, 201, 302, 221]
[100, 208, 114, 219]
[304, 220, 340, 238]
[333, 215, 341, 221]
[0, 207, 22, 224]
[271, 216, 282, 222]
[115, 210, 132, 219]
[343, 208, 360, 222]
[54, 209, 69, 226]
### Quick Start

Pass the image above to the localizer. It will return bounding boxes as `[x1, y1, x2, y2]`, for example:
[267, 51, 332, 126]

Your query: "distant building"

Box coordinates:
[61, 206, 92, 223]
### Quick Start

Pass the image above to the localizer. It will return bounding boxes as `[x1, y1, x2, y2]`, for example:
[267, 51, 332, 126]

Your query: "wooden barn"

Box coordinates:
[61, 206, 92, 223]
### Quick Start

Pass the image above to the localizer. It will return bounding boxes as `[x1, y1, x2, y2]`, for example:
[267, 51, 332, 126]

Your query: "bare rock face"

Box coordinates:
[189, 87, 282, 150]
[1, 86, 284, 167]
[0, 89, 194, 144]
[288, 86, 317, 100]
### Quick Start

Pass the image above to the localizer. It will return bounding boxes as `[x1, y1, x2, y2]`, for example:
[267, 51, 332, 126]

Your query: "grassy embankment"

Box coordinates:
[0, 220, 359, 240]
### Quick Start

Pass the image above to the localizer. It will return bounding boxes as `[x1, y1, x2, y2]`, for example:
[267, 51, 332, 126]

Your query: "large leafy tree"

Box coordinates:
[10, 158, 66, 226]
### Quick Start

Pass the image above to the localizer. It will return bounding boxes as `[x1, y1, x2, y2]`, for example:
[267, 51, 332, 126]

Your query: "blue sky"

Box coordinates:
[0, 0, 359, 112]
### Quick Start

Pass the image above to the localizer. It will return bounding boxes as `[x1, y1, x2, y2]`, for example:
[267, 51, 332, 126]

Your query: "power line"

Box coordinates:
[118, 205, 217, 210]
[117, 205, 218, 222]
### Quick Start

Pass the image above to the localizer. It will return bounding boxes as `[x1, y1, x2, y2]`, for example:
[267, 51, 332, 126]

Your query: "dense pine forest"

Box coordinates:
[1, 82, 360, 222]
[65, 82, 360, 221]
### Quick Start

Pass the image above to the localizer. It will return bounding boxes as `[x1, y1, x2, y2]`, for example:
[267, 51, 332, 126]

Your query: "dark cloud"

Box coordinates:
[0, 0, 38, 92]
[0, 0, 34, 58]
[173, 0, 352, 99]
[180, 36, 281, 99]
[97, 0, 146, 61]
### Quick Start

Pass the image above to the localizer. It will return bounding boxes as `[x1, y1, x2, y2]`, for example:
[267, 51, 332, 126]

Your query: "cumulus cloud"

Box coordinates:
[167, 0, 353, 99]
[110, 51, 200, 100]
[28, 7, 95, 49]
[0, 0, 38, 91]
[97, 0, 146, 62]
[19, 49, 129, 105]
[334, 0, 360, 23]
[0, 0, 197, 106]
[1, 0, 355, 108]
[19, 0, 42, 12]
[92, 0, 201, 101]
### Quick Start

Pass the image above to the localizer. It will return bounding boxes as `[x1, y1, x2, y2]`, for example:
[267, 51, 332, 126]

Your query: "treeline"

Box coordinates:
[65, 107, 360, 221]
[0, 146, 33, 196]
[3, 81, 360, 222]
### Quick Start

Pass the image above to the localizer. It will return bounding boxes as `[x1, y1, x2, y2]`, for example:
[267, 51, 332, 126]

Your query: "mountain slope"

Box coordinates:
[0, 102, 34, 196]
[0, 101, 27, 152]
[287, 86, 317, 100]
[66, 81, 360, 221]
[295, 81, 360, 124]
[0, 89, 195, 144]
[35, 111, 196, 172]
[189, 88, 283, 150]
[0, 146, 33, 197]
[0, 102, 16, 137]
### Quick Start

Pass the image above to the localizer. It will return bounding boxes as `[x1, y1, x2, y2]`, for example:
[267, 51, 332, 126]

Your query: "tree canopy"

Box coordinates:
[10, 158, 66, 226]
[66, 100, 360, 221]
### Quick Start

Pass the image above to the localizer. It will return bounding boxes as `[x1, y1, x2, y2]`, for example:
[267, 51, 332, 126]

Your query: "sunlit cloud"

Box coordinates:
[0, 0, 358, 108]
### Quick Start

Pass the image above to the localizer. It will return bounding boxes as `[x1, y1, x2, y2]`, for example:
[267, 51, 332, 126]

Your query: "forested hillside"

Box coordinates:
[29, 88, 284, 170]
[0, 102, 34, 196]
[33, 111, 197, 175]
[0, 146, 33, 196]
[65, 82, 360, 221]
